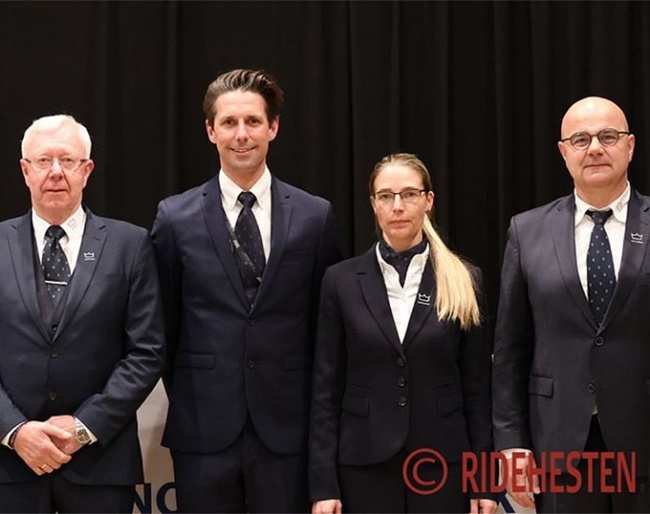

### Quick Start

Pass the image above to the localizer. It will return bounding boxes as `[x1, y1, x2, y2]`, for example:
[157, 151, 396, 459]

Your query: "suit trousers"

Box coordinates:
[536, 415, 650, 513]
[0, 473, 134, 513]
[172, 416, 309, 513]
[337, 449, 468, 513]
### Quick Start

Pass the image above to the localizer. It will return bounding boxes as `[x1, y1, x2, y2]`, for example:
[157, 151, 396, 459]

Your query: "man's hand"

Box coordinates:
[312, 499, 342, 514]
[13, 421, 72, 475]
[470, 498, 498, 514]
[505, 451, 539, 508]
[46, 415, 83, 455]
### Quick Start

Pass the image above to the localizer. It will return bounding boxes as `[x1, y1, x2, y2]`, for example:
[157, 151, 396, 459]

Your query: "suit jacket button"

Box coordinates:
[397, 376, 406, 387]
[594, 337, 604, 346]
[587, 383, 596, 393]
[50, 351, 58, 358]
[49, 392, 58, 401]
[397, 396, 407, 407]
[51, 324, 58, 332]
[396, 357, 405, 368]
[247, 359, 255, 369]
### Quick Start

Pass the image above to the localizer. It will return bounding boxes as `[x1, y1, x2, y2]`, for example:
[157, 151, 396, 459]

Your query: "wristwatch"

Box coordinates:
[74, 417, 91, 445]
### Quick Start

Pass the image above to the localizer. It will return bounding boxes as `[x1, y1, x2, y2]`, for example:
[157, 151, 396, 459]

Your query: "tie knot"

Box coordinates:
[587, 209, 613, 226]
[45, 225, 66, 241]
[238, 191, 257, 209]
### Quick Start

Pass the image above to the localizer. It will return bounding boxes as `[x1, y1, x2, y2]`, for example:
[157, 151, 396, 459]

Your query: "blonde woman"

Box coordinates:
[309, 153, 496, 513]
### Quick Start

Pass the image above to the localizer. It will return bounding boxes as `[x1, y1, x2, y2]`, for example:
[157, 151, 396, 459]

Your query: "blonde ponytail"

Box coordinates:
[422, 217, 481, 330]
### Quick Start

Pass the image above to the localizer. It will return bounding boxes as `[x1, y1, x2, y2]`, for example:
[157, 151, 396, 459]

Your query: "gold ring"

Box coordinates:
[40, 464, 48, 470]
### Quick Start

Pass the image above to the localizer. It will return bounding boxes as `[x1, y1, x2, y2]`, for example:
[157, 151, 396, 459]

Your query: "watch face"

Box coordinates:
[76, 429, 91, 445]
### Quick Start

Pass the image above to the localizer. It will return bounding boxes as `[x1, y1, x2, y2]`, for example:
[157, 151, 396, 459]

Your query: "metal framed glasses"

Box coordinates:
[372, 189, 427, 207]
[561, 128, 630, 151]
[24, 156, 88, 173]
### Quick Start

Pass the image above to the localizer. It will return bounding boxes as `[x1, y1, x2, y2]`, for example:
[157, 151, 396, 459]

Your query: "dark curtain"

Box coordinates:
[1, 0, 649, 314]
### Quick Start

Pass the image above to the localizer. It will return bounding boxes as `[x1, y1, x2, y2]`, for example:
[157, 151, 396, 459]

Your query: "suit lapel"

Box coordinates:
[357, 247, 404, 356]
[8, 212, 50, 343]
[253, 177, 291, 310]
[550, 196, 597, 329]
[54, 209, 107, 340]
[200, 176, 249, 310]
[600, 190, 650, 331]
[402, 261, 436, 349]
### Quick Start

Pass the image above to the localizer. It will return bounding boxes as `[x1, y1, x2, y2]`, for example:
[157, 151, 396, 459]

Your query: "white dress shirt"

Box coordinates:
[375, 242, 429, 343]
[219, 168, 272, 260]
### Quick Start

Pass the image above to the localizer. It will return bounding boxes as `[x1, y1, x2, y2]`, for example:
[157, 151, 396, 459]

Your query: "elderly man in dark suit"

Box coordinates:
[151, 68, 342, 513]
[493, 96, 650, 512]
[0, 114, 165, 513]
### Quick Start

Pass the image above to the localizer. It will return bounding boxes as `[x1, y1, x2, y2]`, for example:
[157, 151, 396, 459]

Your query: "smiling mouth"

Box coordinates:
[232, 148, 253, 154]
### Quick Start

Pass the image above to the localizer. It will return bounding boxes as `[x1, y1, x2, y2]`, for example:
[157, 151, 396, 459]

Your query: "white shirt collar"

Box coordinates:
[32, 204, 86, 243]
[219, 167, 272, 213]
[574, 181, 630, 226]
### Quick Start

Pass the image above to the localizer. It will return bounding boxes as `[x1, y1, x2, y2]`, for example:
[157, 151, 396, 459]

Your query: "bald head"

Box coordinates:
[560, 96, 629, 139]
[557, 96, 635, 208]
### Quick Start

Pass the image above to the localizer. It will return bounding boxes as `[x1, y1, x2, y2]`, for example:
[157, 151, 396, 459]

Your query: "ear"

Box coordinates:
[370, 195, 377, 214]
[205, 119, 217, 144]
[268, 116, 279, 141]
[558, 140, 569, 163]
[80, 160, 95, 188]
[627, 133, 636, 162]
[426, 190, 434, 212]
[20, 159, 30, 187]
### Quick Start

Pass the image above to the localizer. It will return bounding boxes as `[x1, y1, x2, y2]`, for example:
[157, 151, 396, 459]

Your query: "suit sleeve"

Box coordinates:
[309, 202, 343, 338]
[75, 231, 166, 444]
[309, 267, 346, 501]
[492, 217, 534, 451]
[150, 200, 182, 391]
[459, 267, 496, 499]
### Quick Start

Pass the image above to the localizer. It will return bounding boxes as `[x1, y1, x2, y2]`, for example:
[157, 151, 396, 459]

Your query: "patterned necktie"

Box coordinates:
[43, 225, 71, 306]
[235, 192, 266, 302]
[586, 209, 616, 325]
[378, 238, 428, 287]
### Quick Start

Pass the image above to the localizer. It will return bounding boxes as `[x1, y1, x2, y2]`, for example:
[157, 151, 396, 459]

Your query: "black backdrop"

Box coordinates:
[1, 0, 649, 314]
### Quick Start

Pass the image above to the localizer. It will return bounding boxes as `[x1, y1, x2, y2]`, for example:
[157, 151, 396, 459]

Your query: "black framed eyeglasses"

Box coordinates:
[24, 156, 88, 173]
[372, 189, 427, 207]
[561, 128, 630, 151]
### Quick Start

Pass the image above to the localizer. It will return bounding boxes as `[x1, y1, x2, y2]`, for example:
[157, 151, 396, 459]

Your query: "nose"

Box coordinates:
[235, 121, 249, 141]
[49, 158, 64, 175]
[587, 134, 604, 153]
[392, 194, 405, 210]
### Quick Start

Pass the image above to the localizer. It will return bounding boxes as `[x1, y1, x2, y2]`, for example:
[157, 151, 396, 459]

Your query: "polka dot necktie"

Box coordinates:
[235, 192, 265, 301]
[586, 210, 616, 326]
[43, 225, 71, 307]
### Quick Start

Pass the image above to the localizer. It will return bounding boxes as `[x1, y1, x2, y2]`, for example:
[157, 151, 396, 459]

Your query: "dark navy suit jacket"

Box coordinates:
[309, 248, 493, 501]
[0, 208, 165, 485]
[493, 189, 650, 476]
[151, 174, 342, 455]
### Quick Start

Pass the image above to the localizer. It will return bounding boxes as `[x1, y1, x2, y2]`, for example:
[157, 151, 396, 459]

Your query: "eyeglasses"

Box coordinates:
[561, 128, 630, 151]
[372, 189, 427, 207]
[24, 156, 88, 173]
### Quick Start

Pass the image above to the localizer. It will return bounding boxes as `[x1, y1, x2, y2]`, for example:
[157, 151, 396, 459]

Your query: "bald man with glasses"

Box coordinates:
[493, 96, 650, 512]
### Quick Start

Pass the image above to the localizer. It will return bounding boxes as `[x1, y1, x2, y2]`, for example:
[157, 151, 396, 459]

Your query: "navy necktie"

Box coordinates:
[43, 225, 71, 306]
[586, 209, 616, 325]
[235, 192, 265, 303]
[378, 238, 428, 287]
